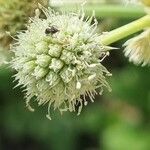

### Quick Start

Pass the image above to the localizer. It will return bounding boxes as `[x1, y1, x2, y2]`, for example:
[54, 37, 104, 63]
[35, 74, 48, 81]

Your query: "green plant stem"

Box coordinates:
[101, 15, 150, 45]
[59, 4, 145, 19]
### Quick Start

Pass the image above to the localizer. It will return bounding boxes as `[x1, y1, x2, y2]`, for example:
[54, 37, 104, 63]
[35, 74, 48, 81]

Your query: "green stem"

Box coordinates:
[59, 4, 145, 19]
[101, 15, 150, 45]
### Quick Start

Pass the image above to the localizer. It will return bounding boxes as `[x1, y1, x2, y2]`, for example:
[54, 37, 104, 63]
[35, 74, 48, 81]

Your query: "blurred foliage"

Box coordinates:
[0, 0, 48, 65]
[0, 0, 150, 150]
[0, 65, 150, 150]
[0, 0, 48, 37]
[103, 122, 150, 150]
[50, 0, 126, 6]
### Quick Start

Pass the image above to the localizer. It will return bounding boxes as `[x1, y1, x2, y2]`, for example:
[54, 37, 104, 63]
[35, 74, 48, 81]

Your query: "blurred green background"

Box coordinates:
[0, 0, 150, 150]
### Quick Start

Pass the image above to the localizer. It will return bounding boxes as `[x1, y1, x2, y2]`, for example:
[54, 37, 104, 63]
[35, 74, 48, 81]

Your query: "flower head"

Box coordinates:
[11, 6, 111, 119]
[124, 29, 150, 66]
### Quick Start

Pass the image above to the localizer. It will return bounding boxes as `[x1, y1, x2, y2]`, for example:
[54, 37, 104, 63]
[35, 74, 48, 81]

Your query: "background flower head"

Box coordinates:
[0, 0, 48, 50]
[124, 29, 150, 66]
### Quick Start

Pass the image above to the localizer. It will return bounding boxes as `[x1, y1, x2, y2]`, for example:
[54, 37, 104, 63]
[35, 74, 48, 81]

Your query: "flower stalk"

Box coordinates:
[100, 15, 150, 45]
[59, 4, 145, 19]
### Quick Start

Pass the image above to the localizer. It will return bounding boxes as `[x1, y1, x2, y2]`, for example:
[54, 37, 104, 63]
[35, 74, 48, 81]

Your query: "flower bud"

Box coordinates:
[36, 54, 51, 67]
[33, 66, 48, 80]
[46, 71, 60, 86]
[35, 41, 49, 54]
[48, 44, 62, 57]
[60, 67, 75, 83]
[49, 58, 64, 72]
[60, 50, 75, 64]
[23, 61, 36, 73]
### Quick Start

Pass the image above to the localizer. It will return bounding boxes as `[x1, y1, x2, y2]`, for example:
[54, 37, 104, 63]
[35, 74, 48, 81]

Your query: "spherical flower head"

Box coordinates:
[11, 6, 111, 119]
[124, 29, 150, 66]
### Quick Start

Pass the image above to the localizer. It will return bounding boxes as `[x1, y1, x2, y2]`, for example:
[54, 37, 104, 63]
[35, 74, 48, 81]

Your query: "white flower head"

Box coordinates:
[124, 29, 150, 66]
[11, 5, 111, 119]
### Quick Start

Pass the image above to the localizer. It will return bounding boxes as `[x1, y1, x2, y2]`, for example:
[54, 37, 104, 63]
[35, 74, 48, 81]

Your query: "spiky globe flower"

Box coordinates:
[0, 0, 48, 49]
[11, 6, 111, 119]
[124, 29, 150, 66]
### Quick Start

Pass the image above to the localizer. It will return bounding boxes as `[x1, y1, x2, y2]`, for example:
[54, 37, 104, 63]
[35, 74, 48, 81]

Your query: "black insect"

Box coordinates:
[45, 26, 59, 35]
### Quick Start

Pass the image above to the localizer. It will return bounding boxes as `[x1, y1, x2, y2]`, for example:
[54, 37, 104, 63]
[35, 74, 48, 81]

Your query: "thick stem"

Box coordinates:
[101, 15, 150, 45]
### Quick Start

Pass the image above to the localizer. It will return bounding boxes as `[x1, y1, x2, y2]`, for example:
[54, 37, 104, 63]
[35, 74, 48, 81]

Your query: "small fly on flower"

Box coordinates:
[45, 26, 59, 35]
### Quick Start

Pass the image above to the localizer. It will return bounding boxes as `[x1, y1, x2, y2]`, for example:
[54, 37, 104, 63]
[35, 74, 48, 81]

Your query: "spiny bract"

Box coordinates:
[124, 29, 150, 66]
[11, 6, 111, 119]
